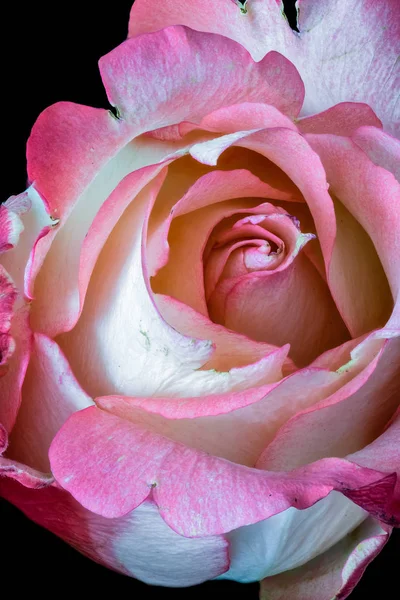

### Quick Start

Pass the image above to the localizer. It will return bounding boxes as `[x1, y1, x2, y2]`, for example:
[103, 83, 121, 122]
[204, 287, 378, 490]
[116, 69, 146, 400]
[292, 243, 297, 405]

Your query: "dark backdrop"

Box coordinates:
[1, 1, 398, 597]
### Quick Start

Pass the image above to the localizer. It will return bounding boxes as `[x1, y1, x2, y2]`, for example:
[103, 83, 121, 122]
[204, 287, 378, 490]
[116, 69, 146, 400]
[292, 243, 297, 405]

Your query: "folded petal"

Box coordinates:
[306, 134, 400, 329]
[59, 170, 282, 400]
[27, 99, 192, 336]
[8, 334, 93, 472]
[49, 406, 398, 534]
[297, 103, 382, 136]
[0, 305, 31, 432]
[259, 518, 390, 599]
[257, 336, 400, 472]
[352, 126, 400, 182]
[151, 169, 299, 316]
[191, 127, 336, 269]
[0, 267, 18, 366]
[93, 338, 382, 467]
[215, 252, 349, 367]
[0, 480, 228, 586]
[101, 28, 304, 127]
[129, 0, 400, 135]
[0, 203, 24, 253]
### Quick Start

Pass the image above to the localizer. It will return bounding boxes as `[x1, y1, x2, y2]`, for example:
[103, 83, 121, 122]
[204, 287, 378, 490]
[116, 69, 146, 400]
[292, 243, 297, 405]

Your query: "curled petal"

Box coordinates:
[101, 28, 305, 126]
[49, 406, 398, 534]
[259, 518, 390, 599]
[352, 126, 400, 182]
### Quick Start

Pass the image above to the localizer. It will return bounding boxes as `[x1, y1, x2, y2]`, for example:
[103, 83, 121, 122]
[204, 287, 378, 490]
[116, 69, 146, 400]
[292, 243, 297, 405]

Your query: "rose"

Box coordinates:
[0, 1, 399, 597]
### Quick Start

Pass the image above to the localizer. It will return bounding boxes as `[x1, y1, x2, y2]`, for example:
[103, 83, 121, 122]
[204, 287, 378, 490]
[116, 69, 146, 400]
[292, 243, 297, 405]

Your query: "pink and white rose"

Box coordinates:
[1, 1, 399, 597]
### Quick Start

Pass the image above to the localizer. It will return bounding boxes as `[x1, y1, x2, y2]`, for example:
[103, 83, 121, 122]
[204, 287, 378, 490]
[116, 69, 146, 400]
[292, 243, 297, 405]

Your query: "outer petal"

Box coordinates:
[8, 334, 93, 472]
[0, 305, 31, 432]
[100, 28, 305, 125]
[0, 267, 18, 366]
[129, 0, 400, 135]
[49, 406, 398, 534]
[0, 480, 228, 586]
[27, 101, 185, 336]
[259, 518, 390, 599]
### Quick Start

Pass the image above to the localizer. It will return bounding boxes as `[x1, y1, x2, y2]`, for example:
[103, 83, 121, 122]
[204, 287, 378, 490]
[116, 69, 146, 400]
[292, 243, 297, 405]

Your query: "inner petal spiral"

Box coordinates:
[151, 166, 350, 367]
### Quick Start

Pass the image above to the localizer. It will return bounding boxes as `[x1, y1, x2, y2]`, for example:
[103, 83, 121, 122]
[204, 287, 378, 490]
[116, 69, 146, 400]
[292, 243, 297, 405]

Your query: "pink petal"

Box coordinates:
[93, 338, 383, 467]
[191, 101, 298, 135]
[0, 305, 31, 432]
[306, 134, 400, 330]
[257, 336, 400, 473]
[129, 0, 400, 135]
[0, 480, 228, 585]
[58, 171, 271, 400]
[150, 169, 298, 315]
[0, 266, 18, 366]
[8, 334, 93, 472]
[100, 29, 304, 126]
[352, 126, 400, 182]
[0, 204, 24, 253]
[297, 103, 382, 136]
[212, 252, 349, 367]
[259, 518, 390, 599]
[49, 405, 398, 534]
[190, 127, 336, 270]
[156, 294, 293, 374]
[0, 187, 54, 299]
[27, 100, 187, 337]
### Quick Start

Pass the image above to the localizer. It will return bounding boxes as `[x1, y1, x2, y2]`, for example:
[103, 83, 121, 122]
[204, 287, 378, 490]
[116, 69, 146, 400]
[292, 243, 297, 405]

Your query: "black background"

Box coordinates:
[1, 1, 398, 597]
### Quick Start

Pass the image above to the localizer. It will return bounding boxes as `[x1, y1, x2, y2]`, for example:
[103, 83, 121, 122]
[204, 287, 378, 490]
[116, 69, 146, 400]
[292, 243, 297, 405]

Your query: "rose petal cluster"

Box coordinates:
[0, 1, 399, 598]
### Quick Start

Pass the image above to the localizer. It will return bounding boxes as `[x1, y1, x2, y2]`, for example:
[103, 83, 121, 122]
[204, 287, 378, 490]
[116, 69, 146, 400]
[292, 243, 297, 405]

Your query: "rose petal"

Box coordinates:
[352, 126, 400, 182]
[0, 187, 53, 298]
[7, 334, 93, 472]
[0, 305, 31, 432]
[0, 267, 18, 364]
[129, 0, 400, 135]
[156, 294, 293, 373]
[27, 100, 193, 336]
[101, 28, 305, 124]
[150, 169, 299, 315]
[306, 134, 400, 329]
[259, 518, 389, 599]
[93, 339, 382, 467]
[257, 336, 400, 472]
[212, 252, 349, 367]
[0, 480, 228, 586]
[0, 204, 24, 253]
[59, 171, 283, 400]
[190, 127, 336, 271]
[49, 406, 398, 533]
[219, 491, 366, 582]
[297, 102, 382, 136]
[327, 195, 393, 337]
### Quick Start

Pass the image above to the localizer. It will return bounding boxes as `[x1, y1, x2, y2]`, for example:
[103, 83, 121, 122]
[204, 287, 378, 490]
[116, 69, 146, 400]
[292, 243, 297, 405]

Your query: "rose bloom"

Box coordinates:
[1, 0, 399, 597]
